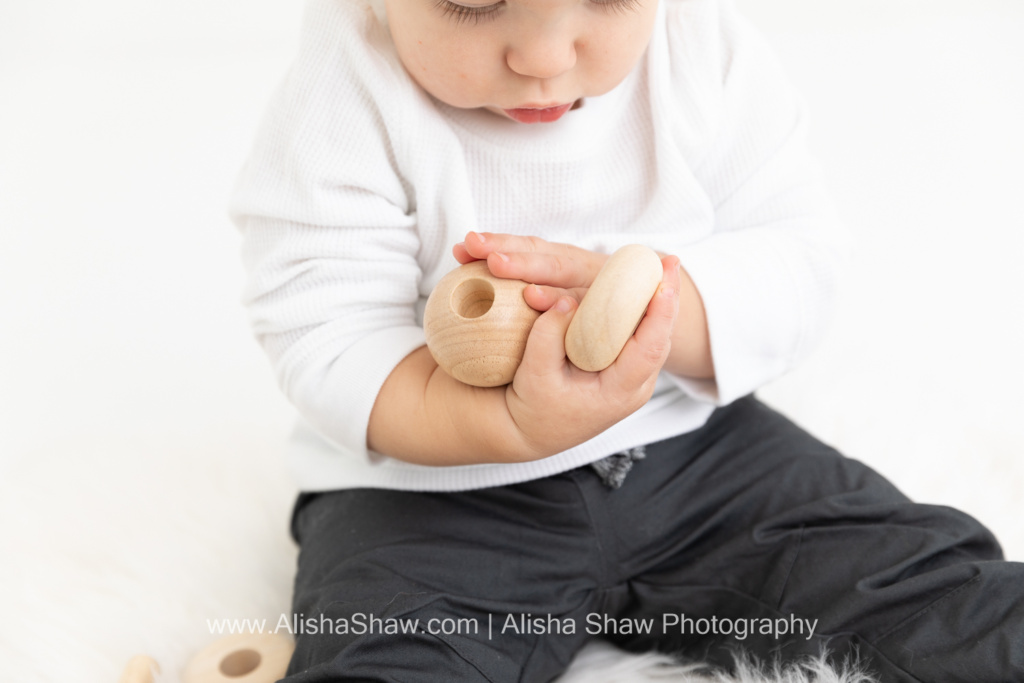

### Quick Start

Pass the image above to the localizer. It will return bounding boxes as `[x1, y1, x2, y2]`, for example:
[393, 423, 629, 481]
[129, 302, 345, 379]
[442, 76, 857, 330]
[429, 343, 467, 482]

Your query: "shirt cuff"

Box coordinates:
[292, 324, 427, 462]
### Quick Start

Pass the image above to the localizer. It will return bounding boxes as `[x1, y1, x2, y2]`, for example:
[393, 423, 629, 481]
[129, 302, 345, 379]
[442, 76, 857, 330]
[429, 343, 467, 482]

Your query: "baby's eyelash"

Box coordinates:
[434, 0, 642, 25]
[589, 0, 643, 12]
[434, 0, 504, 25]
[590, 0, 642, 13]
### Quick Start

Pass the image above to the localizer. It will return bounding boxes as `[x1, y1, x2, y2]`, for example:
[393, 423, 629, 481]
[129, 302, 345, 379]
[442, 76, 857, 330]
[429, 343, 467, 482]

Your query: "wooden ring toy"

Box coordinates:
[565, 244, 663, 372]
[182, 633, 295, 683]
[118, 633, 293, 683]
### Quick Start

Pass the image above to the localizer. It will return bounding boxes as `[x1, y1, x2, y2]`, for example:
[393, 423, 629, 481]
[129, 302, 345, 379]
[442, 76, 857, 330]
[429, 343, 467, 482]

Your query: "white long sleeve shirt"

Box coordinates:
[230, 0, 847, 492]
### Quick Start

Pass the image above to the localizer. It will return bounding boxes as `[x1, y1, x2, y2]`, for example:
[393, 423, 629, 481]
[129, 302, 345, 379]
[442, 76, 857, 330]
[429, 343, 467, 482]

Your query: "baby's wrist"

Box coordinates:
[486, 385, 545, 464]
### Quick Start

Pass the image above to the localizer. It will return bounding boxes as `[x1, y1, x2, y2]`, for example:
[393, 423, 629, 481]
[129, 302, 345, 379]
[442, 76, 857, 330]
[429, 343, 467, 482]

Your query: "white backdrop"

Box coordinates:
[1, 1, 1023, 681]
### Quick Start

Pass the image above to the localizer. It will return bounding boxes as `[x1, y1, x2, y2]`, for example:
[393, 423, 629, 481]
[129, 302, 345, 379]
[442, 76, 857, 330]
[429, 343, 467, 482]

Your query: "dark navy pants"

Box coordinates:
[281, 396, 1024, 682]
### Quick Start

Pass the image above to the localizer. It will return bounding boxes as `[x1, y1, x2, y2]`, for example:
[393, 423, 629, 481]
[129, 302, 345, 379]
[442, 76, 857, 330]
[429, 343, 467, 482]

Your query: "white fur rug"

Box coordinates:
[558, 647, 878, 683]
[1, 1, 1021, 682]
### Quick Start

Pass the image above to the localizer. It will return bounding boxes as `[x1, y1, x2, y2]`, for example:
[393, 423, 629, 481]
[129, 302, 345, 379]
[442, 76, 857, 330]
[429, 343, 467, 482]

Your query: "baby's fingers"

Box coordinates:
[486, 249, 604, 290]
[516, 296, 577, 381]
[523, 284, 588, 312]
[453, 241, 475, 264]
[462, 232, 549, 260]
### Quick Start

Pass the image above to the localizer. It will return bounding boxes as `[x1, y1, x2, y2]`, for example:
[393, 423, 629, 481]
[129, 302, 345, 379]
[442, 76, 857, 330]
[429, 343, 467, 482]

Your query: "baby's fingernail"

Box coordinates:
[469, 231, 485, 243]
[454, 241, 465, 251]
[495, 252, 510, 263]
[661, 286, 676, 298]
[555, 297, 573, 313]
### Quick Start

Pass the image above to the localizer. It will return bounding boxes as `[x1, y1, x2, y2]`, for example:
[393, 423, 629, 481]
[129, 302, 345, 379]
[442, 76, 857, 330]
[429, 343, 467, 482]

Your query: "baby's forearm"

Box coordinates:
[663, 265, 715, 380]
[367, 346, 536, 466]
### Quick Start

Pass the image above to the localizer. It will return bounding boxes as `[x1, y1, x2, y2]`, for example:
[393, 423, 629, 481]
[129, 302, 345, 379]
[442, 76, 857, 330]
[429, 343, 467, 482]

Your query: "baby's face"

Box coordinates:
[385, 0, 659, 123]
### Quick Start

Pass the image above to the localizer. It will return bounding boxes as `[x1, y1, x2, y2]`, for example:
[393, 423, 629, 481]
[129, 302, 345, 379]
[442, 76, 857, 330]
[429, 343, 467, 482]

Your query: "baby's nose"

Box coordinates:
[505, 28, 578, 80]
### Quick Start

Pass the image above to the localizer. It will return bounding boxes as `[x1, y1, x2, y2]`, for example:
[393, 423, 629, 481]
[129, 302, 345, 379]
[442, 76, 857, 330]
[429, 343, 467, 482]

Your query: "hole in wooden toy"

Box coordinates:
[219, 648, 262, 677]
[452, 278, 495, 319]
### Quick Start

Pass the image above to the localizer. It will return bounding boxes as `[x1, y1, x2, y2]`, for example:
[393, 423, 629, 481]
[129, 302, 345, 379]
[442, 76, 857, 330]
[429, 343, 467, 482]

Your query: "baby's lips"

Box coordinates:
[503, 103, 574, 123]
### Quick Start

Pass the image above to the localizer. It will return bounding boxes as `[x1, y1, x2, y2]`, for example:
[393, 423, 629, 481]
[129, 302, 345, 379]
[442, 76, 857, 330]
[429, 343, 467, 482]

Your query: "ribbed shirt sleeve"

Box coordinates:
[230, 0, 428, 461]
[667, 0, 850, 405]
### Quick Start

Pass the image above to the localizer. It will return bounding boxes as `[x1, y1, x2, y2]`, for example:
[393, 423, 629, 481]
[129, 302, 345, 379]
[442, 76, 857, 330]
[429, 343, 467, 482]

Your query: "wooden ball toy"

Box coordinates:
[424, 260, 541, 387]
[182, 633, 295, 683]
[424, 245, 664, 384]
[565, 244, 664, 372]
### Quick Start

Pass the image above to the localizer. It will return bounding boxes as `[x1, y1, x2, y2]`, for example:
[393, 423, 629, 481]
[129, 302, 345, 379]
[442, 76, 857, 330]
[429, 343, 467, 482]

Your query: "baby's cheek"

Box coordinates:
[418, 59, 495, 109]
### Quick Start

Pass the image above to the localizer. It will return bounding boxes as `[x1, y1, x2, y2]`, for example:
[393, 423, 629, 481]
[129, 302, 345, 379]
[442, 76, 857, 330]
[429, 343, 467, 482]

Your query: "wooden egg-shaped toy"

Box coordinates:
[183, 633, 295, 683]
[118, 655, 160, 683]
[424, 261, 541, 387]
[565, 244, 663, 372]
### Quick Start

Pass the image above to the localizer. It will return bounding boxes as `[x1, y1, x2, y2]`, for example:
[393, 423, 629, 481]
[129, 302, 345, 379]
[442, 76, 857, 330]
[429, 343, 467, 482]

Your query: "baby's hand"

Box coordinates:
[489, 241, 682, 460]
[454, 232, 608, 314]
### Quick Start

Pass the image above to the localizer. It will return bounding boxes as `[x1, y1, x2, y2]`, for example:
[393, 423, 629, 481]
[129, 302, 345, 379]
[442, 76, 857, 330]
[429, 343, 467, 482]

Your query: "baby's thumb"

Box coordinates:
[520, 296, 576, 373]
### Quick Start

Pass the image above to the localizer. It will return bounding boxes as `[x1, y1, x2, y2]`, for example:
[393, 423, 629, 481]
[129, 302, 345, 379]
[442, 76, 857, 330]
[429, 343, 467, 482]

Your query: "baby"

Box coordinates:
[231, 0, 1024, 679]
